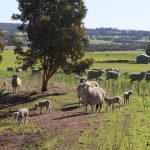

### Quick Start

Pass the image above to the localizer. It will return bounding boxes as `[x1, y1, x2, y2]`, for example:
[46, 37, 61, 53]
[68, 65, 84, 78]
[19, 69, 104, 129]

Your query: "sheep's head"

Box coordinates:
[12, 112, 19, 119]
[81, 82, 90, 91]
[128, 90, 133, 96]
[12, 75, 17, 79]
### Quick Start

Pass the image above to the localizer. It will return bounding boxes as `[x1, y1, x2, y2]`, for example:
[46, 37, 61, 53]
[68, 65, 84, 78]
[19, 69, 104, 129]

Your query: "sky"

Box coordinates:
[1, 0, 150, 31]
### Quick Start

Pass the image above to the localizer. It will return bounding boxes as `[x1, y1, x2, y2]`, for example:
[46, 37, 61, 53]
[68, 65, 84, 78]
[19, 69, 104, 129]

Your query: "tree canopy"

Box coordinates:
[12, 0, 88, 92]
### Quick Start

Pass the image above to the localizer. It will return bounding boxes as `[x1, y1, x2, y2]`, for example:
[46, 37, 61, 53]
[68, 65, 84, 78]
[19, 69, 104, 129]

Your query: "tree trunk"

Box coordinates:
[41, 70, 49, 92]
[41, 68, 57, 92]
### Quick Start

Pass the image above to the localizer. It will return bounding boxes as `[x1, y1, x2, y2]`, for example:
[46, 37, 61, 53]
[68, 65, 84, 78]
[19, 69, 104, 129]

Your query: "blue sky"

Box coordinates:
[1, 0, 150, 31]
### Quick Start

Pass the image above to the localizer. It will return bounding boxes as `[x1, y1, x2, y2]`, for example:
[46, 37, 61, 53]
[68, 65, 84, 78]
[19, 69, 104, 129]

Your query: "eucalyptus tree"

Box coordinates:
[12, 0, 88, 92]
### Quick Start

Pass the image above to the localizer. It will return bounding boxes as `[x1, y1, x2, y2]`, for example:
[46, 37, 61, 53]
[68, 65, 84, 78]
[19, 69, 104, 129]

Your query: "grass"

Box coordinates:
[0, 49, 149, 149]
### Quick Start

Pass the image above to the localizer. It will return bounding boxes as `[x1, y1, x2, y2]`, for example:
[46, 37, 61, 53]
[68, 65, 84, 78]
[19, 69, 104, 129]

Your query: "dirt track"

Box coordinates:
[0, 108, 91, 150]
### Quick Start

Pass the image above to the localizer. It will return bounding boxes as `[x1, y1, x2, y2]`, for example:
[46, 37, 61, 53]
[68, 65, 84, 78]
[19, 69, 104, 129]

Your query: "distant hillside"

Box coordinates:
[1, 23, 150, 51]
[0, 23, 20, 33]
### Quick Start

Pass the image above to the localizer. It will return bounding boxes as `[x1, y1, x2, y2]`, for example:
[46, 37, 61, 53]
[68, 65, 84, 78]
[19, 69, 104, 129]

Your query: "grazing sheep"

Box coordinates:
[124, 90, 133, 105]
[129, 71, 145, 83]
[105, 96, 122, 111]
[87, 70, 103, 80]
[80, 82, 106, 113]
[106, 68, 113, 72]
[12, 108, 29, 124]
[145, 73, 150, 82]
[16, 67, 22, 73]
[7, 66, 14, 71]
[77, 80, 99, 105]
[35, 99, 51, 114]
[106, 71, 120, 80]
[11, 75, 21, 93]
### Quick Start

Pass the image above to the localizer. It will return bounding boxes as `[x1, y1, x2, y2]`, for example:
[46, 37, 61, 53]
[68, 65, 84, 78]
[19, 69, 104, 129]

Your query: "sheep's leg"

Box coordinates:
[106, 104, 109, 111]
[96, 104, 99, 112]
[84, 104, 88, 113]
[90, 104, 94, 113]
[99, 103, 102, 113]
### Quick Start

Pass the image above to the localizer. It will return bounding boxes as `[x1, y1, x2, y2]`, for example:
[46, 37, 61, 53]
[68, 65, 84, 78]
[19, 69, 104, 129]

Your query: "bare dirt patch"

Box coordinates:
[0, 107, 91, 150]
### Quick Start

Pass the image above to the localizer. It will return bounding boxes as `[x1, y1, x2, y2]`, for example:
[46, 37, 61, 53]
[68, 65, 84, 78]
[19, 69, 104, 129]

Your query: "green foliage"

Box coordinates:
[63, 58, 94, 75]
[12, 0, 88, 91]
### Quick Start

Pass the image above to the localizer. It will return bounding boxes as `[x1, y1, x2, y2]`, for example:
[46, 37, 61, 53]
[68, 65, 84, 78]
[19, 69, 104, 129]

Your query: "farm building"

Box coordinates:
[136, 54, 149, 64]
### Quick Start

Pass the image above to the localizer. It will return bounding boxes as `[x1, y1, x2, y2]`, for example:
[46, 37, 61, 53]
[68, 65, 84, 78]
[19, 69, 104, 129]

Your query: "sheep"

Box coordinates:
[12, 108, 29, 124]
[124, 90, 133, 105]
[87, 70, 103, 80]
[104, 96, 122, 111]
[16, 67, 22, 73]
[35, 99, 51, 114]
[129, 71, 145, 83]
[11, 75, 21, 93]
[106, 70, 120, 80]
[77, 80, 99, 105]
[7, 66, 14, 71]
[106, 68, 113, 72]
[80, 82, 106, 113]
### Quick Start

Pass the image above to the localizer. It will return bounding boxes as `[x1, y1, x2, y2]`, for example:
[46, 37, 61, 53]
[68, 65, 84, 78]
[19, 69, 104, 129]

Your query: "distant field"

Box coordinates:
[89, 39, 112, 44]
[0, 48, 150, 73]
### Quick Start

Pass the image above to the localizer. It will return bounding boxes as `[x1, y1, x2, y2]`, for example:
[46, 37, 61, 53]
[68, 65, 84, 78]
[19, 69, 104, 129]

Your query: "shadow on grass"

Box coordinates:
[60, 102, 80, 111]
[53, 112, 90, 120]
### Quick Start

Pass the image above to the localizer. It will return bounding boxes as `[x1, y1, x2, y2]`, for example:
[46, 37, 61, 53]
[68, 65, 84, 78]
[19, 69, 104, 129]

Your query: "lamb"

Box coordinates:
[77, 80, 99, 105]
[105, 96, 122, 111]
[129, 71, 145, 83]
[80, 82, 106, 113]
[12, 108, 29, 124]
[124, 90, 133, 105]
[106, 70, 120, 80]
[35, 99, 51, 114]
[11, 75, 21, 93]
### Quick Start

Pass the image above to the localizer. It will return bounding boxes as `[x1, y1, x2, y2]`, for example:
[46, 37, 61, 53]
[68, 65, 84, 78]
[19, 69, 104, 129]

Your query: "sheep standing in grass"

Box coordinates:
[80, 82, 106, 113]
[129, 71, 145, 83]
[105, 96, 122, 111]
[124, 90, 133, 105]
[35, 100, 51, 114]
[106, 70, 120, 80]
[87, 70, 103, 80]
[12, 108, 29, 124]
[77, 80, 99, 105]
[11, 75, 21, 93]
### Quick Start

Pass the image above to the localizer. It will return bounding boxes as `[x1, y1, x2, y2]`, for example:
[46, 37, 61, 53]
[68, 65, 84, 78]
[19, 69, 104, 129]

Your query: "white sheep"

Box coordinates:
[77, 80, 99, 105]
[11, 75, 21, 93]
[35, 99, 51, 114]
[105, 96, 122, 111]
[80, 82, 106, 113]
[124, 90, 133, 105]
[12, 108, 29, 124]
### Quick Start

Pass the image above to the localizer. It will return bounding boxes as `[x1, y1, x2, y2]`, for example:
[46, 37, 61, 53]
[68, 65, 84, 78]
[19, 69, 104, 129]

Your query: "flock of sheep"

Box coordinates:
[76, 76, 133, 113]
[87, 67, 150, 82]
[4, 67, 148, 125]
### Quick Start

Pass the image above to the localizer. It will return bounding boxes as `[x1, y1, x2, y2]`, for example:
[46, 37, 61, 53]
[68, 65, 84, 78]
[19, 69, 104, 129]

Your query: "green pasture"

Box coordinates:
[0, 48, 149, 149]
[89, 39, 112, 44]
